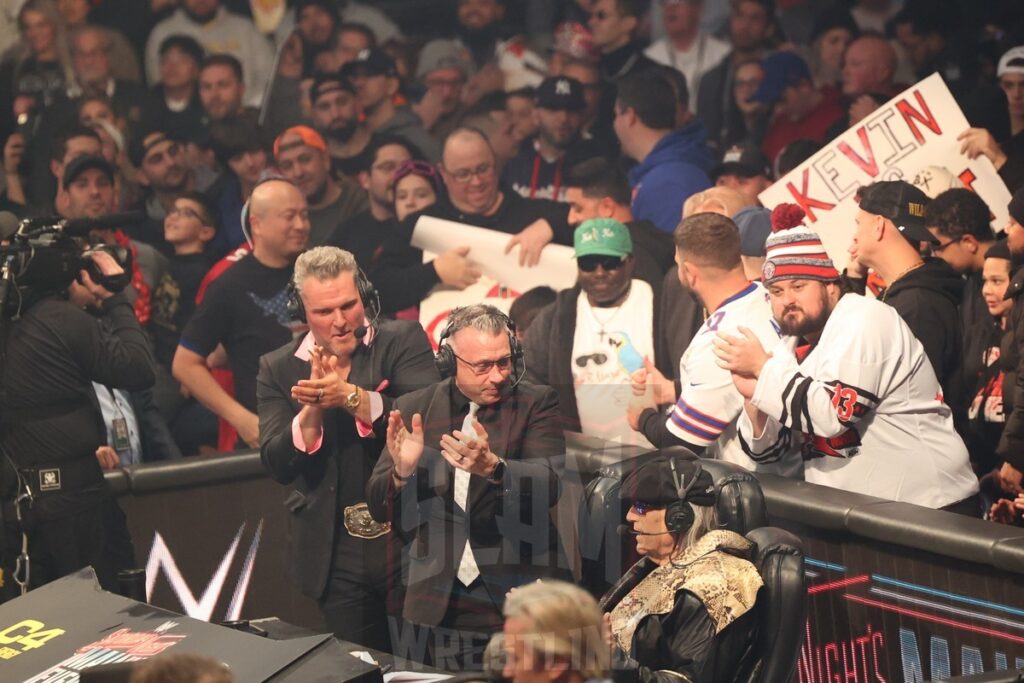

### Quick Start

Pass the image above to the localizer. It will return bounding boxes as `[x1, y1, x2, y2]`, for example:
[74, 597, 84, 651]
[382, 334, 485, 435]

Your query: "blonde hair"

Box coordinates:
[502, 580, 609, 679]
[16, 0, 74, 86]
[129, 653, 233, 683]
[293, 246, 358, 289]
[677, 502, 719, 556]
[681, 186, 753, 220]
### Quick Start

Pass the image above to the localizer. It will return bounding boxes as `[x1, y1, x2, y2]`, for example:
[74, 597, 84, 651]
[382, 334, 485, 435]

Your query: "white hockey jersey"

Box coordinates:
[667, 282, 802, 477]
[738, 293, 978, 508]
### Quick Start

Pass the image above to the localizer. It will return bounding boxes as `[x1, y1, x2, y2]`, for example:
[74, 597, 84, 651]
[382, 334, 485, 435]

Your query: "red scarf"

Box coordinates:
[112, 229, 150, 326]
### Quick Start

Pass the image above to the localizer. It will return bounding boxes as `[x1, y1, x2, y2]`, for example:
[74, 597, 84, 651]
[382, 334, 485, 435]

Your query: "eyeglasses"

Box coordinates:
[575, 352, 608, 367]
[446, 162, 493, 183]
[454, 352, 512, 375]
[168, 205, 201, 220]
[631, 502, 661, 515]
[930, 237, 963, 254]
[578, 255, 626, 272]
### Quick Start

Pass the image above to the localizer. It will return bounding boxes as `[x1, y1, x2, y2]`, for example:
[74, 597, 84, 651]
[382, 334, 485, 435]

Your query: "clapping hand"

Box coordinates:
[387, 410, 424, 479]
[440, 418, 497, 477]
[293, 345, 358, 411]
[713, 328, 769, 400]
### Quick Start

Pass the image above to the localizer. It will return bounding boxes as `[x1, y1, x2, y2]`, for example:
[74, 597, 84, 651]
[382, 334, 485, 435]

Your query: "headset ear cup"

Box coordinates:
[357, 269, 381, 322]
[502, 314, 525, 383]
[665, 501, 694, 535]
[286, 281, 306, 323]
[435, 345, 455, 378]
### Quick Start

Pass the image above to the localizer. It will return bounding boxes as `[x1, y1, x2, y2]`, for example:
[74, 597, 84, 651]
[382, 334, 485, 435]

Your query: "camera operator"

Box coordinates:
[0, 230, 154, 599]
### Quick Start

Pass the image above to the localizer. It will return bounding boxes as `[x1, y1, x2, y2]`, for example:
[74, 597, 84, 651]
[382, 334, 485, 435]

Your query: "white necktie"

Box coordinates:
[454, 402, 480, 585]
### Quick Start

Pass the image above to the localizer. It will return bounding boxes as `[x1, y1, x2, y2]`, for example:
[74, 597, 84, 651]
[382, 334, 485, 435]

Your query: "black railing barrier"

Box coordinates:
[106, 441, 1024, 683]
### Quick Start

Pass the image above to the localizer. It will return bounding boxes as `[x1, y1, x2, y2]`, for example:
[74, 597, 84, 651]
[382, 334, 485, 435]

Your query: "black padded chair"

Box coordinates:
[743, 526, 807, 683]
[578, 446, 769, 594]
[579, 447, 807, 683]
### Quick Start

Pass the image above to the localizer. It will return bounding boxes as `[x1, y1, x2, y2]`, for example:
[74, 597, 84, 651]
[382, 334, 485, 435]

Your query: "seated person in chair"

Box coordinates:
[600, 456, 762, 683]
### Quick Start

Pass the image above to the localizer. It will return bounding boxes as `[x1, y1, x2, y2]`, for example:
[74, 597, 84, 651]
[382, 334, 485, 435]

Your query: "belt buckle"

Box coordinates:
[38, 468, 61, 492]
[343, 502, 390, 539]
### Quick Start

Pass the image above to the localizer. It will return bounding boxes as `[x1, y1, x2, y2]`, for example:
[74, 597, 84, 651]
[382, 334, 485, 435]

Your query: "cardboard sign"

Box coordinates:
[758, 73, 1012, 269]
[417, 278, 517, 350]
[411, 216, 578, 347]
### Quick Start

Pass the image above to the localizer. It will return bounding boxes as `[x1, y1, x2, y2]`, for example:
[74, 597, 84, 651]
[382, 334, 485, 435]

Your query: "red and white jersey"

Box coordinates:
[739, 293, 978, 508]
[668, 282, 802, 477]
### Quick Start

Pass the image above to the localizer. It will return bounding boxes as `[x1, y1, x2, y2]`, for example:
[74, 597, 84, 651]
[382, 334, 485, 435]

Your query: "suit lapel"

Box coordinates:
[467, 393, 516, 507]
[425, 380, 456, 495]
[347, 344, 374, 390]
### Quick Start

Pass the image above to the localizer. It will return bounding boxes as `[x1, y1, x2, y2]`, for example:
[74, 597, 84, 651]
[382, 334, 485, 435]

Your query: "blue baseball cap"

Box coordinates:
[748, 51, 812, 104]
[733, 206, 772, 257]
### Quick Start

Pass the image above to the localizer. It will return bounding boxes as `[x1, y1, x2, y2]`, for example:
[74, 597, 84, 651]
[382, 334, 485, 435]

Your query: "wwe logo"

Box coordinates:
[145, 521, 263, 622]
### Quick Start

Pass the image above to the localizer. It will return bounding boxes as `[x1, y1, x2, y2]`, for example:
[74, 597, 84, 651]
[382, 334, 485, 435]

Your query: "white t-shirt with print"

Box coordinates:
[572, 280, 655, 448]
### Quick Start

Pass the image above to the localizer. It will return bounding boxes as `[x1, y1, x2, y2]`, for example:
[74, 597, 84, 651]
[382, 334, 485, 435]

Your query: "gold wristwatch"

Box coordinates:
[344, 388, 362, 410]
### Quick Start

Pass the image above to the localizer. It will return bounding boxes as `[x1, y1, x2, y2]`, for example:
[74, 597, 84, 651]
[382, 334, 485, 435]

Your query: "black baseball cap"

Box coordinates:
[310, 72, 354, 103]
[128, 129, 180, 168]
[711, 143, 772, 181]
[340, 48, 398, 79]
[158, 34, 205, 63]
[858, 180, 938, 245]
[535, 76, 585, 111]
[619, 455, 716, 507]
[64, 154, 115, 187]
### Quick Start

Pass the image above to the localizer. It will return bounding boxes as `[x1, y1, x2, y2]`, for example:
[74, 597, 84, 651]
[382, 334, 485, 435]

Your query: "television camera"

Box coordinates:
[0, 210, 144, 317]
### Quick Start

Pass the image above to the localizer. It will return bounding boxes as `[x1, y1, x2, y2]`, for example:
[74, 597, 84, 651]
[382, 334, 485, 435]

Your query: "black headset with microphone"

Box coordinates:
[665, 458, 704, 534]
[434, 307, 525, 386]
[617, 459, 707, 537]
[286, 267, 381, 340]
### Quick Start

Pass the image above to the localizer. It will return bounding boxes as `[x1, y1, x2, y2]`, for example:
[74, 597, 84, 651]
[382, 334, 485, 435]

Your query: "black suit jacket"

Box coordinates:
[366, 378, 571, 626]
[258, 320, 439, 600]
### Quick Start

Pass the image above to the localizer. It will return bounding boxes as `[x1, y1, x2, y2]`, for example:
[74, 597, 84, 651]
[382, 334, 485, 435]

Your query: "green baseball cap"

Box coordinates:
[573, 218, 633, 259]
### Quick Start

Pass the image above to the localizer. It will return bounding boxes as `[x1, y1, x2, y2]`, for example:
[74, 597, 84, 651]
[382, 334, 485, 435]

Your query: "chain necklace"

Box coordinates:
[880, 261, 926, 302]
[588, 298, 626, 342]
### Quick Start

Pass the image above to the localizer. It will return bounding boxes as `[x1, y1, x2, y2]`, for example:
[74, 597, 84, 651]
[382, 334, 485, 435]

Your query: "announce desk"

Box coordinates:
[106, 440, 1024, 683]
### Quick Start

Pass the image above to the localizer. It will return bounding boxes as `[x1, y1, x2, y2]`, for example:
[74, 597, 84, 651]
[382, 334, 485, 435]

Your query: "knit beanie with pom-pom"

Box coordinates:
[761, 204, 840, 285]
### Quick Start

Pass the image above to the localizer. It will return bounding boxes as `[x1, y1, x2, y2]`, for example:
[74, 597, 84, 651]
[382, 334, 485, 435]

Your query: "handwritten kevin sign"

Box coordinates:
[758, 73, 1012, 269]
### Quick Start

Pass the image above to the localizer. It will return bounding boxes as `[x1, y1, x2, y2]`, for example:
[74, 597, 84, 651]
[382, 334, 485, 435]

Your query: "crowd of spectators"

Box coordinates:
[4, 0, 1024, 503]
[4, 0, 1024, 674]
